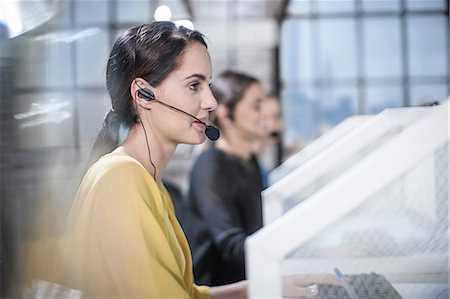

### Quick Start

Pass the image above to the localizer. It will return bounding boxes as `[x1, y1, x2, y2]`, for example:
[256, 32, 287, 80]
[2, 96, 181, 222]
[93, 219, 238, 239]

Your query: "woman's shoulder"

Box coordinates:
[85, 153, 156, 190]
[79, 153, 164, 210]
[94, 152, 144, 171]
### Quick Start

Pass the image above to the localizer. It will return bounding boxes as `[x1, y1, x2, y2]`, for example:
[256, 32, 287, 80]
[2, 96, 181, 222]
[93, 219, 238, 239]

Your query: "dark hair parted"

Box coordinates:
[87, 21, 207, 167]
[210, 70, 259, 128]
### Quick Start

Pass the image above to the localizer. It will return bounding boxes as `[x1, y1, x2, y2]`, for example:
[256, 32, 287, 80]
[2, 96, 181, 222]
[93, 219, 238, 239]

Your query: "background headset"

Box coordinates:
[136, 85, 220, 141]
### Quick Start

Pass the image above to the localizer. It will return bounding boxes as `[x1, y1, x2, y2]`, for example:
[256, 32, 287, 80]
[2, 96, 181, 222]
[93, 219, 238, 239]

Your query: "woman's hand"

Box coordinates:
[282, 273, 342, 298]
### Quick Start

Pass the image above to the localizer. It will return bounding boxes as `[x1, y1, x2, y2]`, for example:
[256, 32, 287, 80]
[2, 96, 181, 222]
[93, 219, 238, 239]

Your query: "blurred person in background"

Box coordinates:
[23, 22, 340, 299]
[253, 93, 283, 187]
[185, 71, 266, 286]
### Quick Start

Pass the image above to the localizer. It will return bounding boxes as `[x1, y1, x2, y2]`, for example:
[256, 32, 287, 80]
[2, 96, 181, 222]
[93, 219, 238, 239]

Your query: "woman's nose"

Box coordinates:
[202, 88, 218, 111]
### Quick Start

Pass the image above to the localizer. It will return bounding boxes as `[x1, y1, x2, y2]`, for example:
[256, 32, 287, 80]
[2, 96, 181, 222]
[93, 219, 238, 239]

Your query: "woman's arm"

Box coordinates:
[209, 274, 342, 299]
[210, 280, 247, 299]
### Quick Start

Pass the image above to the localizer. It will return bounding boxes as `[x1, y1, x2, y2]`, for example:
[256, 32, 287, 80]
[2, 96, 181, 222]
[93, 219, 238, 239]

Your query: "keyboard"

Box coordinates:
[317, 272, 403, 299]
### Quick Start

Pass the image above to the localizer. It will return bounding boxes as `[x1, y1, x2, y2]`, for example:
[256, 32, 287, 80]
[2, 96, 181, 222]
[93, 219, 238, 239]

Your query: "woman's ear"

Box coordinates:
[131, 78, 156, 110]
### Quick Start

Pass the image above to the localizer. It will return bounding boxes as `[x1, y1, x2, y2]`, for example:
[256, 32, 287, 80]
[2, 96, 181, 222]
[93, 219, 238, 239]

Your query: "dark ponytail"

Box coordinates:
[85, 109, 123, 168]
[85, 21, 207, 169]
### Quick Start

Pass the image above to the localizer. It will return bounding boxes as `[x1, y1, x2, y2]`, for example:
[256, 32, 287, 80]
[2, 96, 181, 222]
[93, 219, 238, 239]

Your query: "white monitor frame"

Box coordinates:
[263, 106, 438, 225]
[246, 101, 449, 299]
[270, 115, 373, 184]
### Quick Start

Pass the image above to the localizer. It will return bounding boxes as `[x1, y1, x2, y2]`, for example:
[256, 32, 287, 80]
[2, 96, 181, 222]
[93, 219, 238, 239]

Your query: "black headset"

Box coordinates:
[136, 86, 220, 141]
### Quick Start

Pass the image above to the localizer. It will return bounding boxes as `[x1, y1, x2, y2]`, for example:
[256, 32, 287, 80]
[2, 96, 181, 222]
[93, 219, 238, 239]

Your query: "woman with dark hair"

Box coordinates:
[60, 21, 222, 299]
[26, 22, 339, 299]
[186, 71, 268, 286]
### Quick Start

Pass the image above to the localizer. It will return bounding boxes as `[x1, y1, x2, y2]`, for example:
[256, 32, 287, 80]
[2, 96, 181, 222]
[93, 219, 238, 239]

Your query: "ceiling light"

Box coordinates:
[154, 5, 172, 21]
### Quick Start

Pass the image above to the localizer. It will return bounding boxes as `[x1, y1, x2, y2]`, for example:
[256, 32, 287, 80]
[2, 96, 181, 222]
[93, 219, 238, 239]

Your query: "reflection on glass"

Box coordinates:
[363, 18, 402, 79]
[14, 99, 71, 128]
[407, 16, 448, 77]
[14, 93, 75, 149]
[318, 19, 357, 79]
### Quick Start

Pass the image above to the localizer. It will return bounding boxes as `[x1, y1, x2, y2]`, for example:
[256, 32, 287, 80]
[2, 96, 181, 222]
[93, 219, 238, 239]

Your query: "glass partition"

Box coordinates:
[247, 100, 449, 299]
[270, 115, 373, 185]
[263, 106, 439, 225]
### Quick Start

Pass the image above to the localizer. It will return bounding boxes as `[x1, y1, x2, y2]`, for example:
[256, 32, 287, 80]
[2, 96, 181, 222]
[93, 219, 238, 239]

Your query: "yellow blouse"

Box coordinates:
[61, 152, 210, 299]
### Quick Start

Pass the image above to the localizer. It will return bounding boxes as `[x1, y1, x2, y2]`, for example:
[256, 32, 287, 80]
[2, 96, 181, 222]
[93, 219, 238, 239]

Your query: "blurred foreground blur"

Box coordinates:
[1, 1, 448, 298]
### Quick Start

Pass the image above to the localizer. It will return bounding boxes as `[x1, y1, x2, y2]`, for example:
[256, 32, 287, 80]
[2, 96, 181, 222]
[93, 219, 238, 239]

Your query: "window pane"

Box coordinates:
[76, 90, 110, 147]
[317, 85, 358, 133]
[362, 0, 401, 12]
[116, 0, 152, 23]
[191, 1, 228, 20]
[407, 16, 448, 77]
[49, 6, 72, 27]
[75, 0, 109, 25]
[409, 83, 449, 106]
[16, 39, 74, 88]
[281, 19, 313, 85]
[288, 0, 311, 16]
[364, 17, 402, 78]
[406, 0, 446, 11]
[160, 0, 190, 20]
[366, 85, 404, 114]
[237, 50, 273, 91]
[317, 0, 355, 14]
[75, 30, 109, 87]
[282, 88, 317, 143]
[318, 19, 357, 80]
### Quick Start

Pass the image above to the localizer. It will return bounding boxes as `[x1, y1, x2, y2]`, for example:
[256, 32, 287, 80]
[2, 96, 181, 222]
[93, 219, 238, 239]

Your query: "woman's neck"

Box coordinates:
[116, 125, 176, 185]
[216, 131, 253, 160]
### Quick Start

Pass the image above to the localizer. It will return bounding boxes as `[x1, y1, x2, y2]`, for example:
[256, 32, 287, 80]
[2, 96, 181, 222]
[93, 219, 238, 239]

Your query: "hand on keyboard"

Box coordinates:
[317, 273, 403, 299]
[282, 273, 342, 298]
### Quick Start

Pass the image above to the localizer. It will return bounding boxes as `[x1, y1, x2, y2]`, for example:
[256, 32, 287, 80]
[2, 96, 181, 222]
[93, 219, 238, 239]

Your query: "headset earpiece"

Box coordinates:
[137, 88, 155, 101]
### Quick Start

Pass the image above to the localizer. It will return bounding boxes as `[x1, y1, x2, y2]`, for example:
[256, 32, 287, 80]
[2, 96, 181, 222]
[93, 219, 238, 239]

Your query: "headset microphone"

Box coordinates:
[137, 88, 220, 141]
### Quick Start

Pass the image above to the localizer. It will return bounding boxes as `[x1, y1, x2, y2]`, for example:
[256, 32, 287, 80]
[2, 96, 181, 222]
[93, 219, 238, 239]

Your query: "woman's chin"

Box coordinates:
[181, 134, 207, 145]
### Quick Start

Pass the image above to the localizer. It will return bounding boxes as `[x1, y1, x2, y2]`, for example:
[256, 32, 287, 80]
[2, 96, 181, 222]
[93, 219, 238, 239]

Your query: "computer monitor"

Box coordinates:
[247, 100, 449, 299]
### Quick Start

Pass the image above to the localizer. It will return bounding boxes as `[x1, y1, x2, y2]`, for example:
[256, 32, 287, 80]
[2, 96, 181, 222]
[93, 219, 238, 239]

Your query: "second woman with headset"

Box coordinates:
[186, 71, 267, 286]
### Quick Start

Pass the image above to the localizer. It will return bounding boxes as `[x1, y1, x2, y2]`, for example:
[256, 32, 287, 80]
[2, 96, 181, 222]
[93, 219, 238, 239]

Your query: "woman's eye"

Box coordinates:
[189, 82, 200, 91]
